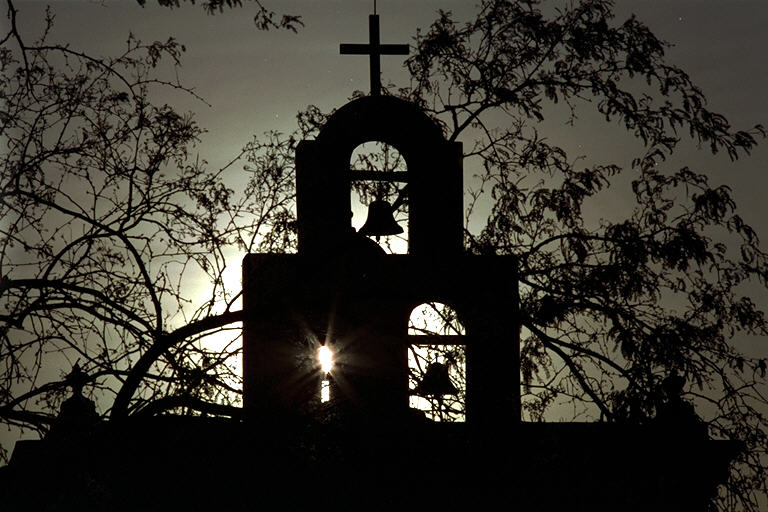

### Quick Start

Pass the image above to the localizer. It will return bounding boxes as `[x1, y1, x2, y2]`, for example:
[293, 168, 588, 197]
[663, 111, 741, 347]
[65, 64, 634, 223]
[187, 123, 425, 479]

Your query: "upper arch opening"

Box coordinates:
[350, 141, 409, 254]
[315, 96, 446, 159]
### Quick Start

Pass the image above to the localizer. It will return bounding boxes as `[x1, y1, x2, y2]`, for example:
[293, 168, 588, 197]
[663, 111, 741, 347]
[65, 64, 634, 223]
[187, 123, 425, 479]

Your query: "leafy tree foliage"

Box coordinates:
[2, 0, 767, 509]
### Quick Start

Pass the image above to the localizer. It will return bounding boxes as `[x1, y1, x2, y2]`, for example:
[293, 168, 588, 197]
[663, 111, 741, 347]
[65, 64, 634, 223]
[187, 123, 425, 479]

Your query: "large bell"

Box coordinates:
[358, 200, 403, 237]
[413, 363, 459, 397]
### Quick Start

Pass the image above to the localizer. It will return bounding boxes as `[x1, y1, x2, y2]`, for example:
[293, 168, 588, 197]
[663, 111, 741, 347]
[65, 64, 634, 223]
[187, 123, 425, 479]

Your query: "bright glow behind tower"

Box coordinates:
[318, 345, 334, 374]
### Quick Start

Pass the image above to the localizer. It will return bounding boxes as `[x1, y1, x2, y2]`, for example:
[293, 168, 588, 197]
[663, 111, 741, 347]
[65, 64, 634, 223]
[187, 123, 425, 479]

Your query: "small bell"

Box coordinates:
[413, 363, 459, 397]
[358, 200, 403, 238]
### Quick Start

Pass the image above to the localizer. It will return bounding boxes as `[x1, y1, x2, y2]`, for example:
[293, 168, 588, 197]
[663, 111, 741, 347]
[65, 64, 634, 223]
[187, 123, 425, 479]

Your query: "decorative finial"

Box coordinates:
[65, 361, 89, 396]
[48, 361, 99, 439]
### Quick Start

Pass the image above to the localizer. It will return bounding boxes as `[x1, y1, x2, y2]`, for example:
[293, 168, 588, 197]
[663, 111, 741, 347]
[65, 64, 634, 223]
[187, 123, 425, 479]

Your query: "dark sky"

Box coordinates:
[12, 1, 766, 225]
[4, 0, 767, 444]
[11, 1, 765, 258]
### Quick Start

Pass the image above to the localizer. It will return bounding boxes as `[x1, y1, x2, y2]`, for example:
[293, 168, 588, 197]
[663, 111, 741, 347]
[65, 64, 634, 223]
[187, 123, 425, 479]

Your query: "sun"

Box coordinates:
[317, 345, 334, 403]
[317, 345, 334, 374]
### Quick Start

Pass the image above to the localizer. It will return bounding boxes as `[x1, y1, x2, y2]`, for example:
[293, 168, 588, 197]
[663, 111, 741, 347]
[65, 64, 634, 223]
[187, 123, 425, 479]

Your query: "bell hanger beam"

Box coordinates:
[349, 169, 409, 182]
[406, 335, 466, 346]
[340, 14, 409, 96]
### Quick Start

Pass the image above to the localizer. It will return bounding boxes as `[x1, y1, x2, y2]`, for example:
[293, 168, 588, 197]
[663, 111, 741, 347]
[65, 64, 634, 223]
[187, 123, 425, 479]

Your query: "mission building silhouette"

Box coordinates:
[1, 13, 738, 511]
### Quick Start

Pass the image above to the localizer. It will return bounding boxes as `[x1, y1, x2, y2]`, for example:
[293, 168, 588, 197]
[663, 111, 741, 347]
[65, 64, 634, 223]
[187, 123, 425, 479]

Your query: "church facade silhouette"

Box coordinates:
[1, 13, 739, 512]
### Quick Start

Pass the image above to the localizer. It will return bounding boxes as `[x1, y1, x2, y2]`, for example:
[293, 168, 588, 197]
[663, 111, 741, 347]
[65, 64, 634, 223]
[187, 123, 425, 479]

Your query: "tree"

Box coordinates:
[1, 0, 767, 509]
[136, 0, 303, 31]
[397, 0, 768, 508]
[0, 0, 300, 452]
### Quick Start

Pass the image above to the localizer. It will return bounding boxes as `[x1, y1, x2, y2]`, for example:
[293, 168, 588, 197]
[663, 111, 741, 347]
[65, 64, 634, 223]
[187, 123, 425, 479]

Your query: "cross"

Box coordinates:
[340, 15, 409, 96]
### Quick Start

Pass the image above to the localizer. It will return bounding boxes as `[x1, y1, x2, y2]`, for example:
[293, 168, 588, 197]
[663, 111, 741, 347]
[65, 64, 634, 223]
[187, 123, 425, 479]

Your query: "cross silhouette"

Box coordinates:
[340, 15, 409, 96]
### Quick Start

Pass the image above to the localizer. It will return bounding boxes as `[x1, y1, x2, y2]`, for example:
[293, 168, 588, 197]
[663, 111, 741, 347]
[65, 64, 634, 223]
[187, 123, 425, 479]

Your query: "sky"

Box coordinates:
[10, 0, 766, 233]
[4, 0, 768, 450]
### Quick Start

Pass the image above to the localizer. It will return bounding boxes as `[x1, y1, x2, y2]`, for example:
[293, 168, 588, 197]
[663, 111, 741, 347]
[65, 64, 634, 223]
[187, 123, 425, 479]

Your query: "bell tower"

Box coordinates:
[242, 15, 519, 433]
